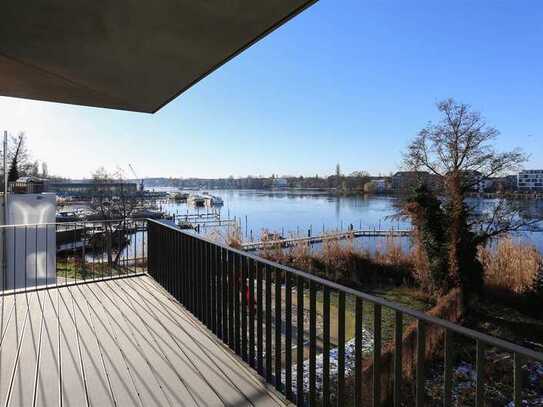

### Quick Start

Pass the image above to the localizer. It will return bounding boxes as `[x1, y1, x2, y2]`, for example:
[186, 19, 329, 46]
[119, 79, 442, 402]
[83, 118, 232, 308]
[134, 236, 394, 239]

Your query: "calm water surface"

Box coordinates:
[156, 189, 543, 253]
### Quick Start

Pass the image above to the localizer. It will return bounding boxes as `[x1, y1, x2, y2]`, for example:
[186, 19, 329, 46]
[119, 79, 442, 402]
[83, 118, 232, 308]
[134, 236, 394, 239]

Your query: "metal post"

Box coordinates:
[2, 131, 7, 289]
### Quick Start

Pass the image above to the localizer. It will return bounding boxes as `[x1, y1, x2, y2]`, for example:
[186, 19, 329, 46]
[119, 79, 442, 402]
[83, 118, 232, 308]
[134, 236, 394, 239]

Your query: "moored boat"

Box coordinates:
[187, 194, 206, 207]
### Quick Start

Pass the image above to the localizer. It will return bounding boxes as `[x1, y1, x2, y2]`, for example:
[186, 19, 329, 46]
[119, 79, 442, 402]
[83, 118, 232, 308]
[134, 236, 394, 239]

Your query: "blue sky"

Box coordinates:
[0, 0, 542, 178]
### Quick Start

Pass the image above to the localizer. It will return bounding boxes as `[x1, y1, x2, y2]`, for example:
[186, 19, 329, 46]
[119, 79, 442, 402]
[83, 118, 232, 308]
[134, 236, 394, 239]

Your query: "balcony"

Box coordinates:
[0, 219, 542, 406]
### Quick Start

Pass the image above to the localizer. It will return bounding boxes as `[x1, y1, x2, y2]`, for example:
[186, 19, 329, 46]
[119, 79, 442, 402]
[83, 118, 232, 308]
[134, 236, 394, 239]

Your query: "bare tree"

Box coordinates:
[91, 167, 139, 269]
[1, 133, 29, 184]
[1, 132, 52, 184]
[403, 99, 536, 296]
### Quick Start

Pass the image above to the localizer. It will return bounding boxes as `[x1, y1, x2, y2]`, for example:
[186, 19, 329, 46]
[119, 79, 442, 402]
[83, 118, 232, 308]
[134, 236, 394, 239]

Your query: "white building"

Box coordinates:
[273, 178, 289, 188]
[518, 170, 543, 191]
[373, 179, 388, 193]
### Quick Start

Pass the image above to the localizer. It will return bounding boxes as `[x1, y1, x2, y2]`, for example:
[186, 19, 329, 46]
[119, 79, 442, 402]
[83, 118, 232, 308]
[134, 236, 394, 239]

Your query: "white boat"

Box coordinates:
[203, 195, 223, 207]
[187, 194, 206, 207]
[169, 192, 189, 201]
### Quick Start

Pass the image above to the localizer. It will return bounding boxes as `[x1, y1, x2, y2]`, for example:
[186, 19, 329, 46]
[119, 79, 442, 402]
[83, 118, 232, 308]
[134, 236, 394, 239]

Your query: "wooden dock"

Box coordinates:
[241, 229, 412, 251]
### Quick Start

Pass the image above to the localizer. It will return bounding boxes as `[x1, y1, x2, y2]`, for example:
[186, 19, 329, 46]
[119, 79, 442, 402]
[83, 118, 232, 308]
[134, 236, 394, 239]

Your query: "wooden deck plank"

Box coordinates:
[57, 286, 87, 407]
[34, 289, 60, 407]
[1, 275, 288, 407]
[8, 291, 43, 407]
[72, 284, 142, 407]
[84, 281, 171, 407]
[108, 278, 221, 406]
[66, 285, 116, 407]
[127, 276, 285, 407]
[101, 280, 204, 406]
[0, 293, 31, 406]
[0, 295, 15, 348]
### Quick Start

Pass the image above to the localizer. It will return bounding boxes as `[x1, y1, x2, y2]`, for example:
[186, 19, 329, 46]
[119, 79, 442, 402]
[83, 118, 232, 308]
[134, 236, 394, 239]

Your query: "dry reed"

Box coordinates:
[479, 237, 542, 294]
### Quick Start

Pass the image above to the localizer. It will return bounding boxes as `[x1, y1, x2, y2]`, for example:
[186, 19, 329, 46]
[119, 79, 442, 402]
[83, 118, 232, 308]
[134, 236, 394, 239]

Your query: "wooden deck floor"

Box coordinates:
[0, 275, 288, 407]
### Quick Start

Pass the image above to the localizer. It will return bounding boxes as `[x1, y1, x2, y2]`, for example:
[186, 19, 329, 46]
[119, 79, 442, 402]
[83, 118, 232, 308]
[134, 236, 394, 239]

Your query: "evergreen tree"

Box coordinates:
[7, 135, 25, 182]
[405, 184, 449, 292]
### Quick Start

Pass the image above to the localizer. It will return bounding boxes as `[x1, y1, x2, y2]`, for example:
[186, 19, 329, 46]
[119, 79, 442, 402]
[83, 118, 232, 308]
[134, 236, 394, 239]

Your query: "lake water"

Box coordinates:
[156, 189, 543, 253]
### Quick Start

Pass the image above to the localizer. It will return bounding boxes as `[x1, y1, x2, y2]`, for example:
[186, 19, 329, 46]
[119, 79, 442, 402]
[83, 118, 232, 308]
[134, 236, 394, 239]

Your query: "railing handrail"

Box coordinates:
[0, 218, 148, 229]
[148, 218, 543, 363]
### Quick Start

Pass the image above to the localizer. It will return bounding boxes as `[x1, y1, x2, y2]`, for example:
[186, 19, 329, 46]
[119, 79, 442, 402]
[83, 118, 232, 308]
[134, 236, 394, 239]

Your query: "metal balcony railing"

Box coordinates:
[0, 219, 147, 293]
[147, 219, 543, 407]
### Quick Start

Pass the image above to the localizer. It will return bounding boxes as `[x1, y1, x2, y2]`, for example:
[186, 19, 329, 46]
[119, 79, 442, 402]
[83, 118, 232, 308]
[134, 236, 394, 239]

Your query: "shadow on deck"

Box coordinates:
[0, 275, 288, 407]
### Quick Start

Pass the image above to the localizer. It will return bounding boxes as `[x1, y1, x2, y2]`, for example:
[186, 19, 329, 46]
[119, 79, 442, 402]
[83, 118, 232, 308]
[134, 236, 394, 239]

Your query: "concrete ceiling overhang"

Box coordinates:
[0, 1, 316, 113]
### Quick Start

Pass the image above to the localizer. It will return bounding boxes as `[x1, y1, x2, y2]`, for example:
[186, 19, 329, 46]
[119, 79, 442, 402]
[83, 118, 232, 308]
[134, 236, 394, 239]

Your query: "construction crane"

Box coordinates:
[128, 163, 144, 197]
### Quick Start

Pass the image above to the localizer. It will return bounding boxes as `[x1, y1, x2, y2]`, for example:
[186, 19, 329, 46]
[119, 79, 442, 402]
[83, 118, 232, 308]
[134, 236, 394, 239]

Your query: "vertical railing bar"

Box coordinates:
[338, 291, 346, 405]
[222, 247, 228, 343]
[197, 237, 202, 319]
[184, 232, 189, 305]
[171, 225, 176, 298]
[257, 262, 264, 375]
[134, 219, 138, 275]
[46, 224, 50, 287]
[181, 233, 187, 305]
[133, 219, 137, 274]
[186, 236, 191, 312]
[513, 352, 522, 407]
[228, 250, 235, 350]
[285, 273, 293, 401]
[199, 239, 204, 322]
[25, 226, 28, 290]
[323, 286, 331, 407]
[206, 241, 211, 327]
[215, 245, 221, 335]
[35, 225, 38, 288]
[194, 236, 198, 316]
[177, 228, 181, 302]
[309, 280, 317, 405]
[71, 222, 75, 284]
[373, 303, 382, 407]
[202, 241, 207, 325]
[210, 242, 215, 330]
[242, 255, 248, 362]
[265, 264, 272, 383]
[476, 340, 485, 407]
[275, 267, 282, 391]
[142, 219, 146, 274]
[13, 227, 16, 290]
[194, 236, 198, 315]
[296, 275, 304, 406]
[82, 224, 86, 281]
[394, 311, 403, 407]
[416, 320, 426, 407]
[235, 252, 241, 355]
[443, 329, 453, 407]
[201, 239, 206, 323]
[249, 257, 255, 368]
[90, 224, 95, 280]
[194, 238, 199, 318]
[355, 298, 363, 407]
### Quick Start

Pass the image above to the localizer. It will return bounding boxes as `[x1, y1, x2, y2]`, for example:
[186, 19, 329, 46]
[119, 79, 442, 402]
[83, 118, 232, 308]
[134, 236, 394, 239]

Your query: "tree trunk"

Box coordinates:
[447, 175, 463, 289]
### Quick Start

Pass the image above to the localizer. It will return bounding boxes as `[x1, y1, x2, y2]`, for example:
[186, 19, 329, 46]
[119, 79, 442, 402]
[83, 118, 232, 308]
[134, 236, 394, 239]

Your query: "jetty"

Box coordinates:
[241, 228, 412, 251]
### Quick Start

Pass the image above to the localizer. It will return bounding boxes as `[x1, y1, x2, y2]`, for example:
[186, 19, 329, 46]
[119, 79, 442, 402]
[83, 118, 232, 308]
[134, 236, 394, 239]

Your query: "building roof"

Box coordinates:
[0, 1, 316, 113]
[392, 171, 430, 177]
